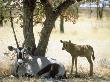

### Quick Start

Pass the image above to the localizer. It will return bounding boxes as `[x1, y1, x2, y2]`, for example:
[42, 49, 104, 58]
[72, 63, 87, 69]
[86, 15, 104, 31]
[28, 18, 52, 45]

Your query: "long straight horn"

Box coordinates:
[60, 40, 63, 43]
[10, 9, 19, 48]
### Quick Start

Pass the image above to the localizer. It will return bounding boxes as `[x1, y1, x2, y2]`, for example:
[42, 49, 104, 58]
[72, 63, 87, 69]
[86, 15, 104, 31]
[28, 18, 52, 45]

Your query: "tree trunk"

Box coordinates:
[96, 2, 99, 19]
[60, 15, 64, 33]
[35, 17, 56, 56]
[0, 19, 3, 27]
[0, 8, 3, 27]
[23, 0, 36, 54]
[99, 6, 104, 19]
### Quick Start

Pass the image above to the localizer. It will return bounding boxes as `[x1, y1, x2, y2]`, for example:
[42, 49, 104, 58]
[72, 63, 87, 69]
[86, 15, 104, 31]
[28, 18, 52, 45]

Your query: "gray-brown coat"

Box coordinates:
[60, 40, 95, 76]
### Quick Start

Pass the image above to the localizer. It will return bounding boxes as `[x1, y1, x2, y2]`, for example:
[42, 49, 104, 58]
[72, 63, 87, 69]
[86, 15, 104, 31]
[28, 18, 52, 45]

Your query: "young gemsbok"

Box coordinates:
[8, 46, 66, 79]
[60, 40, 95, 76]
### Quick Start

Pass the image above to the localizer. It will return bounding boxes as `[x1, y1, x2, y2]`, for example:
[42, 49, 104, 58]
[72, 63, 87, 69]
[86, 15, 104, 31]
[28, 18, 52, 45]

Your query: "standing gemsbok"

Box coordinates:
[60, 40, 95, 76]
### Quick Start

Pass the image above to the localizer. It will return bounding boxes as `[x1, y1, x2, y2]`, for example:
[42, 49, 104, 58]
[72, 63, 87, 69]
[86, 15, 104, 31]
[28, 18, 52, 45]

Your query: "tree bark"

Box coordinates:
[35, 16, 56, 56]
[60, 15, 64, 33]
[23, 0, 36, 54]
[0, 19, 3, 27]
[96, 2, 100, 19]
[0, 8, 3, 27]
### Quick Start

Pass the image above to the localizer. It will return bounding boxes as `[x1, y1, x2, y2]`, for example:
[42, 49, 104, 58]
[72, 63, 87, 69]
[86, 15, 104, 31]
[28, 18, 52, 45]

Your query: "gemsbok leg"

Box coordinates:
[86, 56, 93, 76]
[70, 57, 74, 74]
[75, 57, 78, 75]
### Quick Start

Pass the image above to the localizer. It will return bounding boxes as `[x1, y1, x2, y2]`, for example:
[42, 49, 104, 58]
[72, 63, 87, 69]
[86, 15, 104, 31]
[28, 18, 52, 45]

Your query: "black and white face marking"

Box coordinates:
[8, 46, 27, 65]
[15, 47, 27, 65]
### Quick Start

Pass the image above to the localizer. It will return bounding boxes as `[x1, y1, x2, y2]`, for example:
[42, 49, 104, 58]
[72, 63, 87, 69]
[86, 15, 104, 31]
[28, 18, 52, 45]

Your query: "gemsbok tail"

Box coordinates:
[92, 47, 95, 60]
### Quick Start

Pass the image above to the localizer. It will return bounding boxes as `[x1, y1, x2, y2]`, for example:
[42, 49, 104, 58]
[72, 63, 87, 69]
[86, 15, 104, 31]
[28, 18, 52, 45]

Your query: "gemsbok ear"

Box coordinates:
[60, 40, 63, 43]
[69, 40, 71, 43]
[8, 46, 14, 51]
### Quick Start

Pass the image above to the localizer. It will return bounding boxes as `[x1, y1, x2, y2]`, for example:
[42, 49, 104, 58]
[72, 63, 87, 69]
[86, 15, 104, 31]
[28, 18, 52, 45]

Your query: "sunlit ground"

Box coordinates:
[0, 8, 110, 81]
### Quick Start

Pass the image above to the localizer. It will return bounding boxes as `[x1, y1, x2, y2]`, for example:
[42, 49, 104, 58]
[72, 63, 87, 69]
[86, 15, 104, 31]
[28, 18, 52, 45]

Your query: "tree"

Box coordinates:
[34, 0, 81, 56]
[85, 0, 105, 19]
[23, 0, 36, 55]
[49, 0, 80, 33]
[4, 0, 81, 56]
[59, 2, 80, 33]
[96, 0, 105, 19]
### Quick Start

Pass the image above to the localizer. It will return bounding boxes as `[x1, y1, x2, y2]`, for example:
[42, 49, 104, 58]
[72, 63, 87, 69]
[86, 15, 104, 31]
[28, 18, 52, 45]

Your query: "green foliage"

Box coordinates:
[0, 0, 2, 7]
[33, 3, 45, 25]
[0, 0, 9, 24]
[63, 2, 80, 24]
[0, 0, 81, 26]
[0, 0, 45, 26]
[0, 0, 17, 23]
[52, 0, 64, 9]
[50, 0, 80, 23]
[0, 0, 23, 25]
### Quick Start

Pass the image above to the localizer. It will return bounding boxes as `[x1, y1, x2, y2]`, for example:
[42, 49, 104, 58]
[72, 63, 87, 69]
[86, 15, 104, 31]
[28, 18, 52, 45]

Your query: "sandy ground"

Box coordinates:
[0, 11, 110, 81]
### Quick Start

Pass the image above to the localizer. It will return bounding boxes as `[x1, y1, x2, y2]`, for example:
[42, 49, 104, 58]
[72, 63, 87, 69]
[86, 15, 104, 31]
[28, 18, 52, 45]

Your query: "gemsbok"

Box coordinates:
[60, 40, 95, 76]
[8, 46, 66, 79]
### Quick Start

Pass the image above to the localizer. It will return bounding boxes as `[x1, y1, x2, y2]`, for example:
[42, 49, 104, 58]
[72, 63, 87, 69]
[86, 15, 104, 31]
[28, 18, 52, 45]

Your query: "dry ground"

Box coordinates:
[0, 8, 110, 82]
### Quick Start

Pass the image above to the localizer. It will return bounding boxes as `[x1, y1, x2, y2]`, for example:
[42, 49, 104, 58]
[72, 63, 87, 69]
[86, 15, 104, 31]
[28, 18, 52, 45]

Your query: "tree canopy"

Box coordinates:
[2, 0, 82, 56]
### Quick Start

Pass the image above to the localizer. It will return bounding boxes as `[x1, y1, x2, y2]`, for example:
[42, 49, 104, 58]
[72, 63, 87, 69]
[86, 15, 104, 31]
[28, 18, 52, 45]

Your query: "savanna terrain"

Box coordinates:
[0, 8, 110, 82]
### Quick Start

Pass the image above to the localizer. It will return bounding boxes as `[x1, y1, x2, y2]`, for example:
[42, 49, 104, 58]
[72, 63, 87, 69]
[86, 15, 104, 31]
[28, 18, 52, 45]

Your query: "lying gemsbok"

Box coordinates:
[60, 40, 95, 76]
[8, 46, 66, 79]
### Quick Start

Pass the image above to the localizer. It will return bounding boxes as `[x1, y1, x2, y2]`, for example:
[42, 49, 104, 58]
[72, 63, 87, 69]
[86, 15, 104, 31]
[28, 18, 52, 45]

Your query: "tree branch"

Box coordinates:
[54, 0, 76, 17]
[40, 0, 53, 17]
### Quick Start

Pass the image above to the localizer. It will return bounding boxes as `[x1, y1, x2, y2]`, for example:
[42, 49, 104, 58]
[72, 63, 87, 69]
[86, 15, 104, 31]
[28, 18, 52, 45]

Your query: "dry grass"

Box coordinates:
[0, 8, 110, 82]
